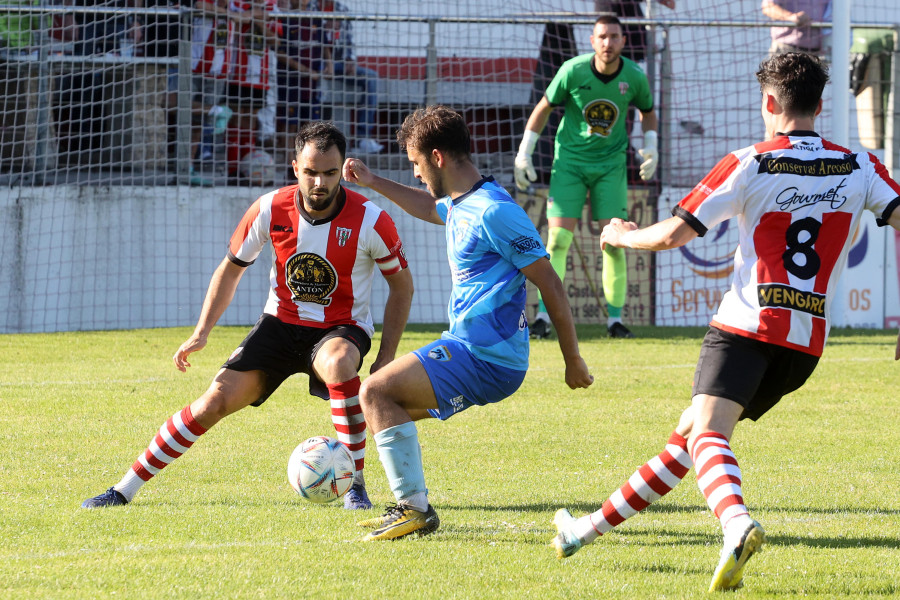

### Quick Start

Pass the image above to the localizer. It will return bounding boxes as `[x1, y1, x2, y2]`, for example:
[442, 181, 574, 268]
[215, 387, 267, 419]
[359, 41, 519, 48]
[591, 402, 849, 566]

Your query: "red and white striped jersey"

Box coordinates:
[227, 0, 281, 89]
[191, 0, 229, 76]
[675, 132, 900, 356]
[227, 185, 408, 337]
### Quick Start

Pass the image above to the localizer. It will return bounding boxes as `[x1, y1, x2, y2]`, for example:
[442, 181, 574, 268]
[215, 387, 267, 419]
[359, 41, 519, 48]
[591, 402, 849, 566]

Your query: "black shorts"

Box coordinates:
[692, 326, 819, 421]
[222, 314, 371, 406]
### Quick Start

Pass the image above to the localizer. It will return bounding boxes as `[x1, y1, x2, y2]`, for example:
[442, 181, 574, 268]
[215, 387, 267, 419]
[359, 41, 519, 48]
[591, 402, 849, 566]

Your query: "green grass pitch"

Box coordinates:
[1, 325, 897, 598]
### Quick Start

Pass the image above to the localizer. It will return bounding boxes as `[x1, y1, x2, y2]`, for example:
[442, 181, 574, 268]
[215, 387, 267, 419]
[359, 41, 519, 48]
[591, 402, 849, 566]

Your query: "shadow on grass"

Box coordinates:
[437, 501, 900, 548]
[766, 533, 900, 550]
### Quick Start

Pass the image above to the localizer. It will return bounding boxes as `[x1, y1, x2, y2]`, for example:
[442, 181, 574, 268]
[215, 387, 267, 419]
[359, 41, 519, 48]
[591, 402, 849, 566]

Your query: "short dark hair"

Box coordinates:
[295, 121, 347, 159]
[595, 15, 623, 29]
[396, 105, 472, 161]
[756, 52, 829, 117]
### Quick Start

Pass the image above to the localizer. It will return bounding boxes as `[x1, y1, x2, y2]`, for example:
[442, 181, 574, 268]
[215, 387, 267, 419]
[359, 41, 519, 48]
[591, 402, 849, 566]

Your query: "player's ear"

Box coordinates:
[814, 98, 823, 116]
[292, 159, 300, 179]
[431, 148, 443, 167]
[764, 93, 778, 115]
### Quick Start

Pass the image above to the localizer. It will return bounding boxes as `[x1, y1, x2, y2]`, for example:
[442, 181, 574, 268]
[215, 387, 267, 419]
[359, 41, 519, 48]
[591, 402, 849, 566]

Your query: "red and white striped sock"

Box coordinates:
[327, 377, 365, 477]
[690, 431, 750, 532]
[114, 406, 208, 501]
[573, 432, 693, 544]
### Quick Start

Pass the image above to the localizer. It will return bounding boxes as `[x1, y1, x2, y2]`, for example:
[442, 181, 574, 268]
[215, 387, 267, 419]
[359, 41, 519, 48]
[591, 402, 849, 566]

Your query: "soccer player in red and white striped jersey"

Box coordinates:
[552, 53, 900, 593]
[82, 122, 413, 511]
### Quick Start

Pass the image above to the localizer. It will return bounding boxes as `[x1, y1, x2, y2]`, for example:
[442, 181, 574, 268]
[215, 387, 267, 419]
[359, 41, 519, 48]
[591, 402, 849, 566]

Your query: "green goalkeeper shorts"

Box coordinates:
[547, 157, 628, 221]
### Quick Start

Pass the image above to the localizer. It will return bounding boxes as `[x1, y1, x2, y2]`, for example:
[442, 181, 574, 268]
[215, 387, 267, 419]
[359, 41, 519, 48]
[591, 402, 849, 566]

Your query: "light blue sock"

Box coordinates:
[374, 422, 427, 505]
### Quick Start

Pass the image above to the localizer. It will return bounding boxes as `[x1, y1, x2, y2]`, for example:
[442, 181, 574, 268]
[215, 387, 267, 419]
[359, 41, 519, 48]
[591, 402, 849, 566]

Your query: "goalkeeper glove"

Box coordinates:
[637, 130, 658, 181]
[514, 130, 539, 191]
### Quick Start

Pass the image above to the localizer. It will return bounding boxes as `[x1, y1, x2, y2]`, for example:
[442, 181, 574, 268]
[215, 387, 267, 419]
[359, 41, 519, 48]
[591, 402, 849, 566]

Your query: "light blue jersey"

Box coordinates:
[434, 176, 548, 370]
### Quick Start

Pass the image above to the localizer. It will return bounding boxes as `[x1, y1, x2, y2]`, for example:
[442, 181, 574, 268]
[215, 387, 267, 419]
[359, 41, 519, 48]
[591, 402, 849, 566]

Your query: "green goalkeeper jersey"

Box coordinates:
[546, 53, 653, 165]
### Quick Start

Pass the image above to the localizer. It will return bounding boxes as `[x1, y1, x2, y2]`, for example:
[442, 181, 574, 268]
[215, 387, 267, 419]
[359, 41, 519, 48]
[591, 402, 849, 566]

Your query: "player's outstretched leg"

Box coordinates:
[81, 406, 207, 508]
[360, 421, 439, 540]
[691, 431, 765, 591]
[550, 432, 692, 558]
[327, 378, 372, 510]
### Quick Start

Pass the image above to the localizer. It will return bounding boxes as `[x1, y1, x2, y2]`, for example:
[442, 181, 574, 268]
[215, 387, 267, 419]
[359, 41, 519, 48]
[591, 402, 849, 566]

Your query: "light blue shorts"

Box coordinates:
[413, 338, 526, 421]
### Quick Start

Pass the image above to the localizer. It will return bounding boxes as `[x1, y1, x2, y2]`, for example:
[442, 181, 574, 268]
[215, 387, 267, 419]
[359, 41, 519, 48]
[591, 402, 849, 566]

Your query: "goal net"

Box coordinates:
[1, 0, 898, 333]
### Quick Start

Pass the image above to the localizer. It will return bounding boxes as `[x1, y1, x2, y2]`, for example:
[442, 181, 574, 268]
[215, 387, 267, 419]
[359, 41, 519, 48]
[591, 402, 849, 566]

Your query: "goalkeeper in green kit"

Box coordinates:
[515, 15, 660, 339]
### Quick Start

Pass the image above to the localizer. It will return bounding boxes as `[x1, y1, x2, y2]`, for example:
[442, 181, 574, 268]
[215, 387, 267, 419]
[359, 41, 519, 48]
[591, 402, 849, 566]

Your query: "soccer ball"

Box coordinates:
[239, 149, 277, 186]
[287, 436, 356, 504]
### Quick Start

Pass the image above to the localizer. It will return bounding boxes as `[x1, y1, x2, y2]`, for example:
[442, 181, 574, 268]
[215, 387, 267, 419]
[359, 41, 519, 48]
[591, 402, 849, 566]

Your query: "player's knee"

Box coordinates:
[547, 226, 574, 255]
[190, 391, 233, 429]
[315, 349, 359, 383]
[358, 376, 382, 412]
[675, 405, 694, 438]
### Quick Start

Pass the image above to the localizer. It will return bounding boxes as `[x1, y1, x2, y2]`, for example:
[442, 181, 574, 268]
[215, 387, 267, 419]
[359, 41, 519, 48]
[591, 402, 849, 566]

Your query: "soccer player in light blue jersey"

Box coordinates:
[343, 105, 594, 540]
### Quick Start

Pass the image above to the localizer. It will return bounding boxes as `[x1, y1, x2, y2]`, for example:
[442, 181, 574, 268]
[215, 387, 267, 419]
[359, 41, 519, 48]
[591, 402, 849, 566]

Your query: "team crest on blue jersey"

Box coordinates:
[453, 219, 471, 244]
[285, 252, 336, 305]
[428, 345, 452, 362]
[518, 310, 527, 331]
[335, 227, 352, 247]
[584, 99, 618, 137]
[509, 235, 541, 254]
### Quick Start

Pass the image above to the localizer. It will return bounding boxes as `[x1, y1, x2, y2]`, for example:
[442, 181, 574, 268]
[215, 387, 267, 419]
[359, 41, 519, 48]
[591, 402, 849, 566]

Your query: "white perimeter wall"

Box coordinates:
[0, 183, 451, 333]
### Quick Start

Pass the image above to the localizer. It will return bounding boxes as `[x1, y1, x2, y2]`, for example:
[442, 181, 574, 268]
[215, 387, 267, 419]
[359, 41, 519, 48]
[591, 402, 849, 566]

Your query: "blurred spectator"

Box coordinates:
[0, 0, 46, 56]
[48, 0, 79, 46]
[762, 0, 830, 57]
[72, 0, 142, 56]
[310, 0, 382, 154]
[223, 0, 281, 181]
[163, 0, 236, 185]
[140, 0, 180, 59]
[275, 0, 322, 167]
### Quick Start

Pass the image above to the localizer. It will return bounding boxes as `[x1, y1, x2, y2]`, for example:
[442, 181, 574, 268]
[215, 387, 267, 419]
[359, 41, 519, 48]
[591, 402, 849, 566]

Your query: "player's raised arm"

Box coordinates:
[519, 257, 593, 389]
[343, 157, 442, 224]
[174, 257, 247, 372]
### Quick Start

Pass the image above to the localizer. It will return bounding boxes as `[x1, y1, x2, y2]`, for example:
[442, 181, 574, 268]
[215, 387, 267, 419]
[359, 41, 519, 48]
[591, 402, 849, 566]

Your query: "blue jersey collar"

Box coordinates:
[451, 175, 493, 205]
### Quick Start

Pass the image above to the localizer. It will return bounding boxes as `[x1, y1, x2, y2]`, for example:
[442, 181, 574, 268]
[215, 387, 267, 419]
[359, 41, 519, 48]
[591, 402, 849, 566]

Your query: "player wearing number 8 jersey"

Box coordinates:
[549, 53, 900, 593]
[675, 130, 895, 356]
